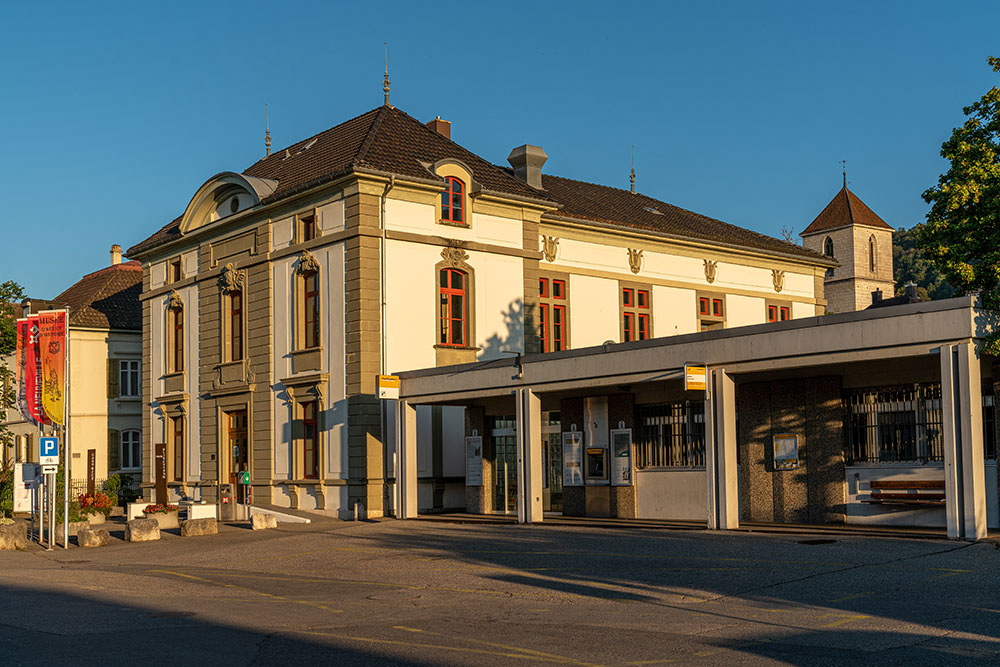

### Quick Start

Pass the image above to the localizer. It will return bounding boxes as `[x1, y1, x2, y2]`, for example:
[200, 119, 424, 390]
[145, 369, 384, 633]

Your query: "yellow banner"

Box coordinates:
[39, 310, 66, 425]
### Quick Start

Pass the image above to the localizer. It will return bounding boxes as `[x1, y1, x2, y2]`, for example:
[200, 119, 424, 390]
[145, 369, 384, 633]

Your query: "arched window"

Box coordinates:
[823, 237, 835, 278]
[120, 430, 141, 470]
[869, 235, 877, 273]
[229, 290, 243, 361]
[439, 268, 468, 347]
[441, 177, 464, 224]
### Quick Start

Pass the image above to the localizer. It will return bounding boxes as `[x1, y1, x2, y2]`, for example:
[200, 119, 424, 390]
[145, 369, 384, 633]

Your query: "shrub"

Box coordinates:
[143, 503, 179, 515]
[78, 491, 114, 517]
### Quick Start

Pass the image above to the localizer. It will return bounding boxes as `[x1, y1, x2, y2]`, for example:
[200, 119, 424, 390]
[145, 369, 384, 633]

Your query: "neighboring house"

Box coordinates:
[2, 246, 143, 485]
[126, 103, 839, 518]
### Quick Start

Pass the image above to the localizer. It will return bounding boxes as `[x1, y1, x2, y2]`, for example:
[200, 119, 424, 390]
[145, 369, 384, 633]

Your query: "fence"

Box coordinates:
[71, 473, 141, 506]
[635, 401, 706, 468]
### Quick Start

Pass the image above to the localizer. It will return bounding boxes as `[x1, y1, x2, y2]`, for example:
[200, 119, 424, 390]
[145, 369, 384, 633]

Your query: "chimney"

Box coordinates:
[871, 289, 883, 305]
[905, 282, 918, 300]
[426, 116, 451, 140]
[110, 244, 122, 266]
[507, 144, 548, 190]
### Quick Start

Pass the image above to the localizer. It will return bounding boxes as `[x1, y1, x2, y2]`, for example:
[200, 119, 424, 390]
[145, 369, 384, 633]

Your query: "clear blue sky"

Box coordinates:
[3, 0, 999, 298]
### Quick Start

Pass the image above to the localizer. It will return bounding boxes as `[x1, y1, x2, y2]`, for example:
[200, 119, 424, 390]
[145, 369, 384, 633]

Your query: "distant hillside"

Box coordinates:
[893, 225, 957, 300]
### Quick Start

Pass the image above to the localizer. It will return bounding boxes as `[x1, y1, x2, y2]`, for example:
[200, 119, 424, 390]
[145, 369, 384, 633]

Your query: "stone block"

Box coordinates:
[125, 518, 161, 542]
[251, 513, 277, 530]
[180, 518, 218, 537]
[0, 522, 28, 550]
[78, 528, 111, 548]
[143, 512, 180, 529]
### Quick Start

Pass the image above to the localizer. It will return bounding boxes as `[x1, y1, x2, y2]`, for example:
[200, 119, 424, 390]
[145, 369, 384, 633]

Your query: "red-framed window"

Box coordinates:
[439, 268, 467, 347]
[302, 401, 318, 479]
[172, 415, 184, 482]
[230, 290, 243, 361]
[539, 277, 567, 352]
[300, 213, 317, 243]
[303, 271, 320, 349]
[171, 305, 184, 372]
[622, 287, 651, 342]
[441, 177, 465, 224]
[767, 305, 791, 323]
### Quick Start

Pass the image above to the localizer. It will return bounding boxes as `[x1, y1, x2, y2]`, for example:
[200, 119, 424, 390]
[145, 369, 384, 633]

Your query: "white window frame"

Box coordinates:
[119, 360, 140, 398]
[120, 429, 141, 470]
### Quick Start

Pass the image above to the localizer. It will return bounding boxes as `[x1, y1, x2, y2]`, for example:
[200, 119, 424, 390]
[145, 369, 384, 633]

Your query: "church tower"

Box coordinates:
[801, 180, 895, 313]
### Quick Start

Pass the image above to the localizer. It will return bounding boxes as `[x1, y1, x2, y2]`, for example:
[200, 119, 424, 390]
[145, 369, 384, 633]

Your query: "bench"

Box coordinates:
[863, 479, 945, 506]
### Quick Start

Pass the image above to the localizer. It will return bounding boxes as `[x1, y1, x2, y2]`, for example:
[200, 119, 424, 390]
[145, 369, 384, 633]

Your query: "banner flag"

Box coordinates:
[38, 310, 66, 426]
[14, 319, 32, 424]
[24, 314, 49, 426]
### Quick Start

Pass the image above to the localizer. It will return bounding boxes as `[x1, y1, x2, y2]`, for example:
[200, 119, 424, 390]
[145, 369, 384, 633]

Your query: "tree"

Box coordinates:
[0, 280, 26, 467]
[893, 225, 957, 300]
[920, 57, 1000, 349]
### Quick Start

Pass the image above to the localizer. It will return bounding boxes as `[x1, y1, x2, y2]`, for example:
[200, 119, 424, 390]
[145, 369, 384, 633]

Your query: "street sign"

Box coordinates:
[41, 464, 58, 474]
[684, 363, 707, 393]
[377, 374, 400, 400]
[40, 437, 59, 465]
[238, 471, 250, 485]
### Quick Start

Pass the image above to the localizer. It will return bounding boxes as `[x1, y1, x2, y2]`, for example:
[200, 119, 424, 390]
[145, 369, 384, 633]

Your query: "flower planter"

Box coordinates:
[84, 512, 106, 526]
[143, 512, 180, 529]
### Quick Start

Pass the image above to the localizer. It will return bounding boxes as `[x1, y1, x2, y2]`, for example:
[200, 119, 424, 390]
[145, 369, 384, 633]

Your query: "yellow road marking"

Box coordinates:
[393, 626, 423, 632]
[820, 614, 869, 628]
[147, 570, 342, 614]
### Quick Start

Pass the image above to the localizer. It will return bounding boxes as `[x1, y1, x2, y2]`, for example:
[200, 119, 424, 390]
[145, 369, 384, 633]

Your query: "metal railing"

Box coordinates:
[635, 401, 705, 468]
[843, 384, 943, 464]
[70, 473, 141, 506]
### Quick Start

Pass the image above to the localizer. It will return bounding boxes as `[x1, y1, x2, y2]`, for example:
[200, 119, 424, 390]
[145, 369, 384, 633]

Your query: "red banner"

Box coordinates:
[38, 310, 66, 425]
[15, 319, 29, 423]
[23, 314, 49, 426]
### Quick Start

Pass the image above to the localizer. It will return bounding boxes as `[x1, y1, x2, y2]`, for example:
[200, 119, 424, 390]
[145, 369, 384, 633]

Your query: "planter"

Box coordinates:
[84, 512, 106, 526]
[143, 512, 180, 529]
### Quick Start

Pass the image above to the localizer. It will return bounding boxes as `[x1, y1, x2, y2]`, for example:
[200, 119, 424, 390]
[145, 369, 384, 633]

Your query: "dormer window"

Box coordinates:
[441, 177, 464, 224]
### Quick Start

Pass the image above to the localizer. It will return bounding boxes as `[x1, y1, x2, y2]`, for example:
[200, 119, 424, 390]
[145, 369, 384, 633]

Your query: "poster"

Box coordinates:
[465, 436, 483, 486]
[562, 431, 583, 486]
[773, 433, 799, 470]
[38, 310, 66, 425]
[610, 428, 633, 486]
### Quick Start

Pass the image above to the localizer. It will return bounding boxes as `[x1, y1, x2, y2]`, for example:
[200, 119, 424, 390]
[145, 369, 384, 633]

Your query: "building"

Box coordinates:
[1, 246, 142, 486]
[127, 103, 836, 517]
[801, 178, 895, 313]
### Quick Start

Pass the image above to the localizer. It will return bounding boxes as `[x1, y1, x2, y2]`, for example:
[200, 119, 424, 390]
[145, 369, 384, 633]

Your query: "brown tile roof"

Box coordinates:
[802, 185, 893, 236]
[538, 174, 828, 261]
[127, 104, 829, 264]
[51, 261, 142, 330]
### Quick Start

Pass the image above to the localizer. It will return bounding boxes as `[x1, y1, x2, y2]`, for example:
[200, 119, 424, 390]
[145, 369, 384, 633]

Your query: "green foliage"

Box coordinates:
[893, 226, 958, 300]
[0, 281, 26, 457]
[920, 57, 1000, 349]
[0, 464, 12, 518]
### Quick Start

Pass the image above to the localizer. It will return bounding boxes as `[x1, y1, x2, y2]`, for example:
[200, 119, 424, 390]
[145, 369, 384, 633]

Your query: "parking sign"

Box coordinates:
[40, 437, 59, 465]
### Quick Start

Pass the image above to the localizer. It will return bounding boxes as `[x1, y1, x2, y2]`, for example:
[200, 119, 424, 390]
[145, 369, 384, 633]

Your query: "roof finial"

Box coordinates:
[383, 42, 392, 108]
[842, 159, 847, 188]
[629, 145, 636, 194]
[265, 104, 271, 157]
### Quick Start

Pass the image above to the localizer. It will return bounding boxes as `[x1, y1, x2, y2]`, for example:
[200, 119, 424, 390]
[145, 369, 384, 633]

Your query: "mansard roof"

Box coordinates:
[128, 105, 828, 264]
[801, 184, 893, 236]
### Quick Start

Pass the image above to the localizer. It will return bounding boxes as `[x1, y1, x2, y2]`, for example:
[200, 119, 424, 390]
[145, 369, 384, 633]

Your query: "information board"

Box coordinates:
[773, 433, 799, 470]
[465, 436, 483, 486]
[562, 431, 583, 487]
[610, 428, 633, 486]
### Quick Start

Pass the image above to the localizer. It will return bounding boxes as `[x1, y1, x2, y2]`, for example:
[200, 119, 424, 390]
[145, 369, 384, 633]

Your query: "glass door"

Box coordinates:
[227, 409, 249, 503]
[490, 416, 516, 513]
[542, 411, 563, 512]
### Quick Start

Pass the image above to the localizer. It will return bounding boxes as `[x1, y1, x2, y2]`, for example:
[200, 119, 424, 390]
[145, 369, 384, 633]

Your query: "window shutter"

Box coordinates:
[108, 429, 120, 471]
[107, 359, 119, 398]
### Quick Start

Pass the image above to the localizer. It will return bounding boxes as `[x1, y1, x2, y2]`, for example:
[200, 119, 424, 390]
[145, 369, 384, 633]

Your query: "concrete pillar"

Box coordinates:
[515, 388, 543, 524]
[394, 399, 418, 520]
[940, 342, 988, 540]
[706, 369, 739, 530]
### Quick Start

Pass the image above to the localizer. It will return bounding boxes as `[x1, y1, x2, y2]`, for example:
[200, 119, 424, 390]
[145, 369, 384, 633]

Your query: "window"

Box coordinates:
[302, 401, 318, 479]
[171, 415, 184, 482]
[538, 277, 568, 352]
[170, 304, 184, 373]
[441, 177, 464, 224]
[635, 402, 705, 468]
[303, 271, 320, 349]
[844, 385, 942, 464]
[229, 290, 244, 361]
[823, 237, 835, 277]
[299, 212, 317, 243]
[698, 293, 725, 332]
[869, 235, 877, 273]
[766, 303, 791, 323]
[169, 259, 182, 283]
[621, 286, 651, 342]
[120, 430, 141, 469]
[119, 360, 140, 397]
[439, 268, 468, 347]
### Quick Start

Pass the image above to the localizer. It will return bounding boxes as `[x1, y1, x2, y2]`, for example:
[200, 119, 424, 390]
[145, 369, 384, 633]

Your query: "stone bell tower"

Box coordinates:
[801, 177, 895, 313]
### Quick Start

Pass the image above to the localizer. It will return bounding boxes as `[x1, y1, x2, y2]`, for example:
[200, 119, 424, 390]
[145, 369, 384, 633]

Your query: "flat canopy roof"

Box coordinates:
[397, 296, 992, 404]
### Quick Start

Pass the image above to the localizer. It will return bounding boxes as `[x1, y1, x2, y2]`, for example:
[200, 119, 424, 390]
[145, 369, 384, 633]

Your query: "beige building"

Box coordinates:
[127, 103, 841, 517]
[801, 179, 895, 313]
[1, 246, 142, 488]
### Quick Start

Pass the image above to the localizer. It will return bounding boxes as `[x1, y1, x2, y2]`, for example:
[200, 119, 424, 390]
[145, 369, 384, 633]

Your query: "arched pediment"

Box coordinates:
[179, 172, 278, 235]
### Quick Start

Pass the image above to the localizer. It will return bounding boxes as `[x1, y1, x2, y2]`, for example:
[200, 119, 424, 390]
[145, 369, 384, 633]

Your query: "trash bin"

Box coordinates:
[219, 484, 235, 521]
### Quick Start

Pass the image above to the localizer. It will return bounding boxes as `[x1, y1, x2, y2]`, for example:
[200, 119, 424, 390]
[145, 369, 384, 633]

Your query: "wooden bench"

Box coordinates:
[864, 479, 946, 506]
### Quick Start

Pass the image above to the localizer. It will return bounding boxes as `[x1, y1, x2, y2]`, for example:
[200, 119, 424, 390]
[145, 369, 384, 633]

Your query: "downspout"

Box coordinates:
[379, 175, 396, 515]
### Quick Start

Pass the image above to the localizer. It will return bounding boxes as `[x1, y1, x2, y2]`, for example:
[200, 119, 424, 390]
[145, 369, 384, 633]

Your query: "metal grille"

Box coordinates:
[984, 379, 996, 460]
[843, 385, 943, 464]
[635, 402, 705, 468]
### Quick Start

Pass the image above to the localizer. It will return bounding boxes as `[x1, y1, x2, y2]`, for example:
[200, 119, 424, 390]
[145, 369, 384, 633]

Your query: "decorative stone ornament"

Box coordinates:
[704, 259, 718, 284]
[542, 235, 559, 262]
[772, 269, 785, 293]
[166, 290, 184, 311]
[296, 250, 321, 275]
[627, 248, 643, 274]
[440, 245, 472, 269]
[218, 262, 246, 294]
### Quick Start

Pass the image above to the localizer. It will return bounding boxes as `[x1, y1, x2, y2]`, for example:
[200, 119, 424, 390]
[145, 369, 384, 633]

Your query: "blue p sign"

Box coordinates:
[40, 437, 59, 464]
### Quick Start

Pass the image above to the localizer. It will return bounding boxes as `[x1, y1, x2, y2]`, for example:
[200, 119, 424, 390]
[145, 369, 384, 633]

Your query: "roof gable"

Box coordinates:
[53, 262, 142, 330]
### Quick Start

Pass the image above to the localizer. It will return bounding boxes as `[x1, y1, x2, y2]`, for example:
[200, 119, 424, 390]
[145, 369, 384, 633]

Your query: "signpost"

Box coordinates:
[154, 443, 167, 505]
[87, 449, 96, 496]
[237, 471, 250, 520]
[39, 437, 58, 550]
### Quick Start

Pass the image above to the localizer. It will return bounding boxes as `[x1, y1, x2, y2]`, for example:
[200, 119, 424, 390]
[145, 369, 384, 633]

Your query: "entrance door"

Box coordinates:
[490, 416, 516, 513]
[227, 410, 249, 503]
[542, 411, 563, 512]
